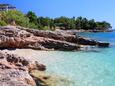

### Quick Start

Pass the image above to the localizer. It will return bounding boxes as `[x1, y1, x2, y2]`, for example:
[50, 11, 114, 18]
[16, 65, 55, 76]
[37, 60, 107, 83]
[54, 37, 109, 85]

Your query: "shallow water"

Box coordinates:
[37, 32, 115, 86]
[3, 32, 115, 86]
[40, 48, 114, 86]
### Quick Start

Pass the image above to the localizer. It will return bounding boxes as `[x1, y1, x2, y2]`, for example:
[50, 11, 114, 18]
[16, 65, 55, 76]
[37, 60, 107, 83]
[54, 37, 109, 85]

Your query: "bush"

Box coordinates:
[0, 20, 7, 26]
[29, 23, 38, 29]
[0, 10, 30, 27]
[42, 26, 50, 30]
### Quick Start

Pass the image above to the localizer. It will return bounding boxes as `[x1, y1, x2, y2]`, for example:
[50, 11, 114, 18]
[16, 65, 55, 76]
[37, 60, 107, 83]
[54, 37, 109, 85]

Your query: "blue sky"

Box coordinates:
[0, 0, 115, 28]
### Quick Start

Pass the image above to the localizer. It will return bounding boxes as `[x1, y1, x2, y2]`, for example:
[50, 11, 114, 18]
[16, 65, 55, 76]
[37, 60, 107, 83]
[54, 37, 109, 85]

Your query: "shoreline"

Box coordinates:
[0, 26, 109, 51]
[1, 49, 75, 86]
[0, 26, 112, 86]
[55, 29, 115, 33]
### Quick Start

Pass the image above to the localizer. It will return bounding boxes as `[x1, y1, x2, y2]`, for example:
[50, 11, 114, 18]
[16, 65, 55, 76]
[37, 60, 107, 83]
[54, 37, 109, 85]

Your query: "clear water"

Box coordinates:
[38, 32, 115, 86]
[79, 32, 115, 46]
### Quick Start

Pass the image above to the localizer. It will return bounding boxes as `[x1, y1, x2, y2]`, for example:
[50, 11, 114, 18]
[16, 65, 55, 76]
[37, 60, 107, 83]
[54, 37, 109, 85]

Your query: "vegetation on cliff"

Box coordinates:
[0, 10, 112, 31]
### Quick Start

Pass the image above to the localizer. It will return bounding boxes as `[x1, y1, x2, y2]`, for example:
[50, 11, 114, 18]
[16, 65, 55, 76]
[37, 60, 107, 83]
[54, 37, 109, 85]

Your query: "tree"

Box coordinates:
[88, 19, 97, 30]
[96, 21, 112, 31]
[75, 17, 83, 30]
[54, 16, 76, 29]
[38, 17, 54, 29]
[0, 10, 30, 27]
[81, 18, 89, 30]
[0, 10, 112, 31]
[26, 11, 37, 24]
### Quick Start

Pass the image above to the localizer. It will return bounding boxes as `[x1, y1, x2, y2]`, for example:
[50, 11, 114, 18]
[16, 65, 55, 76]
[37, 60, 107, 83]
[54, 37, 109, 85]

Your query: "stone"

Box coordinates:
[97, 42, 109, 47]
[0, 26, 109, 51]
[0, 51, 48, 86]
[36, 63, 46, 71]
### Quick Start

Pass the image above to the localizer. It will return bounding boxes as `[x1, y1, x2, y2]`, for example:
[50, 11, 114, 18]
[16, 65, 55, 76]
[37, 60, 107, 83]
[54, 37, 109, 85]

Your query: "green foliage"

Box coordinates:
[54, 16, 112, 31]
[26, 11, 37, 24]
[0, 10, 30, 27]
[37, 17, 55, 30]
[0, 20, 7, 26]
[96, 21, 112, 30]
[26, 11, 50, 30]
[54, 16, 76, 29]
[43, 26, 50, 30]
[38, 17, 54, 27]
[0, 10, 112, 31]
[28, 23, 38, 29]
[28, 23, 43, 30]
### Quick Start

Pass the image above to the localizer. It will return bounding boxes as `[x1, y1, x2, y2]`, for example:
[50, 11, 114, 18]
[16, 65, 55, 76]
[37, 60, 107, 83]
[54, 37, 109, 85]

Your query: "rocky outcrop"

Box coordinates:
[0, 26, 110, 85]
[0, 26, 109, 51]
[0, 26, 80, 51]
[22, 27, 109, 47]
[24, 29, 77, 42]
[0, 51, 47, 86]
[97, 42, 109, 47]
[0, 51, 71, 86]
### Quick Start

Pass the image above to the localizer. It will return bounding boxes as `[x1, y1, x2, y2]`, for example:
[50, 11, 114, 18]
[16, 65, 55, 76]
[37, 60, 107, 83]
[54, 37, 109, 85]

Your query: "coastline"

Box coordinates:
[55, 29, 115, 34]
[0, 26, 112, 86]
[1, 44, 115, 86]
[1, 49, 75, 86]
[0, 1, 114, 86]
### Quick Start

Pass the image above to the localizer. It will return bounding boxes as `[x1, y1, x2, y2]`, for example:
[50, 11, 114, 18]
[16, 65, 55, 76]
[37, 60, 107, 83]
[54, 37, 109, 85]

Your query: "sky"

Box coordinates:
[0, 0, 115, 29]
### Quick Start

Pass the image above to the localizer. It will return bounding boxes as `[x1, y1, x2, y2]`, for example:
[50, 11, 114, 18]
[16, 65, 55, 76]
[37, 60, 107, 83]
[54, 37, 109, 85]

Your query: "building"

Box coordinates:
[0, 4, 16, 11]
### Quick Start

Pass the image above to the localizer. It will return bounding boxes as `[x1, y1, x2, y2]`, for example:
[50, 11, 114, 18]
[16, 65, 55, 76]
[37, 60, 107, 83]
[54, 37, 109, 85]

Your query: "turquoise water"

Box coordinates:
[40, 32, 115, 86]
[79, 32, 115, 46]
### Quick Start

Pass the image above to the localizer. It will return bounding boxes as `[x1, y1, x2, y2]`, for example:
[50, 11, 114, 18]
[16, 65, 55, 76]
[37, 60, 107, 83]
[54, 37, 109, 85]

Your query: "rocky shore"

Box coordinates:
[0, 51, 74, 86]
[0, 51, 47, 86]
[0, 26, 110, 86]
[0, 26, 109, 51]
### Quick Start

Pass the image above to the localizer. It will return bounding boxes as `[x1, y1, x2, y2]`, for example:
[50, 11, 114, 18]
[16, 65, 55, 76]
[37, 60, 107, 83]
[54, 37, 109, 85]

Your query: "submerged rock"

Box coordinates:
[30, 70, 75, 86]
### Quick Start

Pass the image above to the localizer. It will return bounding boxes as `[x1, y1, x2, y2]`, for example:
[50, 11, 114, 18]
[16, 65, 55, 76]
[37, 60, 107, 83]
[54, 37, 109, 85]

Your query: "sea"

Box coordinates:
[3, 32, 115, 86]
[38, 32, 115, 86]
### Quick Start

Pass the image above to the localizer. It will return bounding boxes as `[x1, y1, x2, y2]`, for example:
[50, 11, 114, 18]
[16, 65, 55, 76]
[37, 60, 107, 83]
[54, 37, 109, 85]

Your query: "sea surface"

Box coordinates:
[38, 32, 115, 86]
[3, 32, 115, 86]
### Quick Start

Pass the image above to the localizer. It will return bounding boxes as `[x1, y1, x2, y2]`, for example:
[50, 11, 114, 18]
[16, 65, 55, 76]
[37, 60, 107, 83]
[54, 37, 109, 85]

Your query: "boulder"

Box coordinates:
[97, 42, 109, 47]
[77, 37, 97, 45]
[0, 51, 48, 86]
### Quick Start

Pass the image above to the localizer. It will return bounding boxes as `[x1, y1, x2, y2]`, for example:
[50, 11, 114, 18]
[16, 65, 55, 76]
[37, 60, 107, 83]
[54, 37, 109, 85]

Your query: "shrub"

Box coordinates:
[0, 10, 30, 27]
[0, 20, 7, 26]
